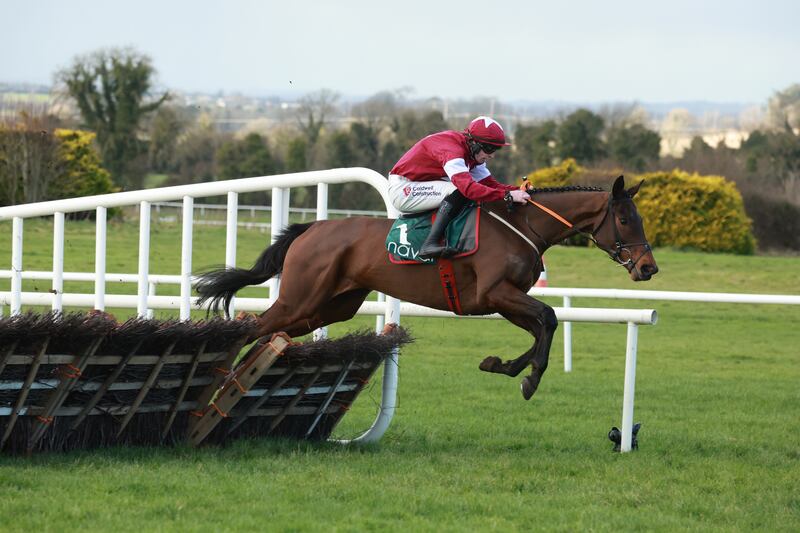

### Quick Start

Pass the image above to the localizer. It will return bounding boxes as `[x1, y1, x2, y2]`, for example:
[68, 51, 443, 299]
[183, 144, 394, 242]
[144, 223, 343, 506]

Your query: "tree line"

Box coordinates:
[1, 47, 798, 249]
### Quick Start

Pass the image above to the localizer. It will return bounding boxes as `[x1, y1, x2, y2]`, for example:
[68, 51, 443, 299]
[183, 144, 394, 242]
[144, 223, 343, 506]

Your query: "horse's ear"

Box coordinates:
[626, 179, 644, 198]
[612, 175, 625, 198]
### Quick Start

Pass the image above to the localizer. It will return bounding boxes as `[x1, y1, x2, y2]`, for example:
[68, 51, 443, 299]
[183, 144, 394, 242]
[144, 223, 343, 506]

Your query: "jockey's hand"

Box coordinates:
[509, 189, 530, 203]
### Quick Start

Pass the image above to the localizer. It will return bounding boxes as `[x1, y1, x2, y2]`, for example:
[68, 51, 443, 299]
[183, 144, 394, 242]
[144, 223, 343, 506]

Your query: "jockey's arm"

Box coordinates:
[480, 176, 518, 192]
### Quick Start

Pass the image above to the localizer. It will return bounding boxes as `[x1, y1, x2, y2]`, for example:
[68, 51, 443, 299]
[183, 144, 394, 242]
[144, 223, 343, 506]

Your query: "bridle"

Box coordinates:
[586, 194, 652, 273]
[493, 190, 652, 274]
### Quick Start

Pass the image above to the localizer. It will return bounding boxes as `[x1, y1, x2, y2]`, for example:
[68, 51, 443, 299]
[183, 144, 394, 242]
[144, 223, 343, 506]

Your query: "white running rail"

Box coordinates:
[0, 168, 661, 451]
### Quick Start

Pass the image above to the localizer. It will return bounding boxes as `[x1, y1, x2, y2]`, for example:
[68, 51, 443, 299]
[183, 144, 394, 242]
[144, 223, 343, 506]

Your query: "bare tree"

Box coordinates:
[296, 89, 340, 145]
[766, 84, 800, 132]
[0, 108, 62, 205]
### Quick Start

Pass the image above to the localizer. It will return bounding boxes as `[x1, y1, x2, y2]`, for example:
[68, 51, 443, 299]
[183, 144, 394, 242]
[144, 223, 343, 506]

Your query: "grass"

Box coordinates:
[0, 216, 799, 532]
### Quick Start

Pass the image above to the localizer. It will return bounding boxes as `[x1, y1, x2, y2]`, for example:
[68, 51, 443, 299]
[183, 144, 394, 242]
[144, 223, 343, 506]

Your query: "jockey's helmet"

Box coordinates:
[466, 116, 511, 147]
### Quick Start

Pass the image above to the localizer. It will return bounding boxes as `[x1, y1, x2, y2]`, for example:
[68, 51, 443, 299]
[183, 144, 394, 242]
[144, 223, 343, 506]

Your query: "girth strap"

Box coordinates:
[437, 259, 463, 315]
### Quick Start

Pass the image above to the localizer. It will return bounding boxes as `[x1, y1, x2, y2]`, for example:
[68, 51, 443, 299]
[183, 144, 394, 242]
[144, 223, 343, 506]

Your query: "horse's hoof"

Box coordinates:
[520, 375, 538, 400]
[479, 356, 502, 373]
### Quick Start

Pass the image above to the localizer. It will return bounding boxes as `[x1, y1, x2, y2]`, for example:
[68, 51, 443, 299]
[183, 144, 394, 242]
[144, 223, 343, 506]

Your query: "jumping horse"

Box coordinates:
[195, 175, 658, 399]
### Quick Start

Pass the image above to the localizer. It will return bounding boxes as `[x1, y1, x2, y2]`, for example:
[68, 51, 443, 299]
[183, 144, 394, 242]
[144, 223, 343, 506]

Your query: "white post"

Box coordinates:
[313, 183, 329, 341]
[341, 295, 401, 444]
[52, 212, 65, 312]
[282, 188, 290, 229]
[269, 187, 286, 302]
[137, 201, 151, 318]
[180, 196, 194, 320]
[94, 206, 107, 311]
[11, 217, 23, 316]
[620, 322, 639, 452]
[226, 192, 238, 315]
[316, 183, 328, 220]
[147, 282, 156, 319]
[563, 295, 573, 372]
[375, 292, 386, 333]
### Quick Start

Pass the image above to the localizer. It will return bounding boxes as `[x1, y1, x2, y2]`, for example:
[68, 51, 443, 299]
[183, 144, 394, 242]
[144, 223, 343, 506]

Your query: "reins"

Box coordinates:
[525, 198, 574, 228]
[488, 183, 652, 274]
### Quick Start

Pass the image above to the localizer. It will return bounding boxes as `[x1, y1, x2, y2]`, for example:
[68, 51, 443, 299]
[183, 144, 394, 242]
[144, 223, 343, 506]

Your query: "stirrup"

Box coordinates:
[419, 243, 458, 259]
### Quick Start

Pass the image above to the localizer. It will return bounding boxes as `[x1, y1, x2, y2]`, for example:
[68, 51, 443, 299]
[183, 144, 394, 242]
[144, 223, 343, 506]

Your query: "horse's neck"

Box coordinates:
[515, 191, 609, 247]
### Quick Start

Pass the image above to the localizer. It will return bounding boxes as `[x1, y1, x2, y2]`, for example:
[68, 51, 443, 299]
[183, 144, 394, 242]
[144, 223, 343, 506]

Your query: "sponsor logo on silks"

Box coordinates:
[403, 185, 412, 196]
[409, 184, 438, 197]
[387, 241, 433, 263]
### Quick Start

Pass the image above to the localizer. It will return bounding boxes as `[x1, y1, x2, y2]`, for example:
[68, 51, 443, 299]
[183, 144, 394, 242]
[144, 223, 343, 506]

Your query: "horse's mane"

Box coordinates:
[527, 185, 604, 194]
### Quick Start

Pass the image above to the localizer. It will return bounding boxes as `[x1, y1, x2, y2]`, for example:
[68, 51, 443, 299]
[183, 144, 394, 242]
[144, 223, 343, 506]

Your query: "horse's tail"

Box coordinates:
[195, 222, 316, 316]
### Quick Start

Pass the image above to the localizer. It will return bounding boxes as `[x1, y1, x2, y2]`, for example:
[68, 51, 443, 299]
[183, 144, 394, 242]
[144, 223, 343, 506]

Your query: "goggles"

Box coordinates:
[479, 143, 500, 154]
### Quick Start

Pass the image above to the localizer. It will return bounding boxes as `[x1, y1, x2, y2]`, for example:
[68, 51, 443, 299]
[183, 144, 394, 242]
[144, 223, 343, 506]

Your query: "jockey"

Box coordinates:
[388, 116, 530, 259]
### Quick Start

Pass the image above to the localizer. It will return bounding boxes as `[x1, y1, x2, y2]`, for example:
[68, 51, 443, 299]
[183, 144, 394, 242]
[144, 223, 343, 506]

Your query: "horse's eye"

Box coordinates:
[619, 217, 628, 225]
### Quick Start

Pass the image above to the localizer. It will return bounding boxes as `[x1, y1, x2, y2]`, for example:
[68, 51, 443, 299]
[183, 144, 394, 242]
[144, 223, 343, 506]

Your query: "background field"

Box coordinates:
[0, 217, 798, 532]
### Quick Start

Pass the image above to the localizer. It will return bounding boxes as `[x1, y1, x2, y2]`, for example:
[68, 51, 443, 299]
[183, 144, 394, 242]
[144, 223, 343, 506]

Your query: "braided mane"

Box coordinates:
[527, 185, 604, 194]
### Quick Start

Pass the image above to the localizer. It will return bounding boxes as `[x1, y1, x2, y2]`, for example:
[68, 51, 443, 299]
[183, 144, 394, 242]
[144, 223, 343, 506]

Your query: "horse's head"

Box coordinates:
[592, 176, 659, 281]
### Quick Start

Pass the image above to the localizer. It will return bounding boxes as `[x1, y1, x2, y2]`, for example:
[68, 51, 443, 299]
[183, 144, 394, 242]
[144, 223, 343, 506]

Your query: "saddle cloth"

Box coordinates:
[385, 204, 480, 264]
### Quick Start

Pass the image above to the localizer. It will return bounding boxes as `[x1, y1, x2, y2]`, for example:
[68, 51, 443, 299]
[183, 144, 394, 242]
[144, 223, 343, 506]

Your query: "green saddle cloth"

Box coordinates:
[385, 204, 478, 264]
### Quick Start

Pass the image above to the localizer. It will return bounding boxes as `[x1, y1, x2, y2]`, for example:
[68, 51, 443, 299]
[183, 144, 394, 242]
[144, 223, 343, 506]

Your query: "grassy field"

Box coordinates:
[0, 217, 798, 532]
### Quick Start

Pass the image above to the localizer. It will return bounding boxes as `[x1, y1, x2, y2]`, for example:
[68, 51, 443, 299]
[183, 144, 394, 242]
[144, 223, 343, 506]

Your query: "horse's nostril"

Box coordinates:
[642, 264, 658, 276]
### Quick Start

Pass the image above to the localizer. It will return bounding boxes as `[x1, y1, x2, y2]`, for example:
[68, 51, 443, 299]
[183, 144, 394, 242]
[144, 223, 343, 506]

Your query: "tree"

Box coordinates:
[216, 133, 279, 181]
[557, 109, 606, 164]
[169, 120, 225, 185]
[740, 129, 800, 203]
[660, 108, 695, 157]
[351, 90, 400, 128]
[147, 105, 187, 173]
[0, 110, 62, 205]
[390, 110, 448, 152]
[513, 120, 557, 173]
[607, 124, 661, 171]
[766, 84, 800, 132]
[285, 137, 308, 173]
[325, 130, 357, 169]
[57, 47, 169, 189]
[296, 89, 339, 146]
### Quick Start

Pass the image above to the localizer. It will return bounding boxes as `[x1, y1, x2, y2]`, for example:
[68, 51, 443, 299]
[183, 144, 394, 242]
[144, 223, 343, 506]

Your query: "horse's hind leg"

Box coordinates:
[253, 288, 370, 339]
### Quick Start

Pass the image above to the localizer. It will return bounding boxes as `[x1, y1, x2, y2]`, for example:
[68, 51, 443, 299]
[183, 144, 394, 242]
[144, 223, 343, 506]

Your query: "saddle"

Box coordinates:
[385, 204, 480, 264]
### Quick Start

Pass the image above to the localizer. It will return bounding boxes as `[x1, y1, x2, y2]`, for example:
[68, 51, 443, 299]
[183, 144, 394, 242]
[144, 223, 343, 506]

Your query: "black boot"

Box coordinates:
[419, 191, 467, 259]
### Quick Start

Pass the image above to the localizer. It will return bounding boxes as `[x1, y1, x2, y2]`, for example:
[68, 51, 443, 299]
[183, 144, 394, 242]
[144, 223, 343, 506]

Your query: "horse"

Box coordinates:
[195, 175, 658, 399]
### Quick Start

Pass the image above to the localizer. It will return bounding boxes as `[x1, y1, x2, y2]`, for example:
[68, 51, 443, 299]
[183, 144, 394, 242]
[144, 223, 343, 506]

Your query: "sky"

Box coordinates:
[2, 0, 798, 104]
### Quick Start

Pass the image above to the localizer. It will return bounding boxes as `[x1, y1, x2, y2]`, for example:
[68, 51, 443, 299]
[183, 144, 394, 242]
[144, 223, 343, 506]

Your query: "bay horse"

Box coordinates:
[195, 175, 658, 399]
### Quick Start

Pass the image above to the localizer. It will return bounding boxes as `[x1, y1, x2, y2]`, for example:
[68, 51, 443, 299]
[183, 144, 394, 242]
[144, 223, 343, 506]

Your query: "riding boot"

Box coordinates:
[419, 191, 467, 259]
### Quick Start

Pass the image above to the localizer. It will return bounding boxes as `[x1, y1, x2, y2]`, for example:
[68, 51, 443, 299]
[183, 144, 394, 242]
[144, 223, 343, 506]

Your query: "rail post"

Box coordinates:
[620, 322, 639, 452]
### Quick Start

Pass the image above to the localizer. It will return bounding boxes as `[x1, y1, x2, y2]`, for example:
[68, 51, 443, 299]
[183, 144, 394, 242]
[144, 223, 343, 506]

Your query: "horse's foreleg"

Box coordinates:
[479, 287, 558, 400]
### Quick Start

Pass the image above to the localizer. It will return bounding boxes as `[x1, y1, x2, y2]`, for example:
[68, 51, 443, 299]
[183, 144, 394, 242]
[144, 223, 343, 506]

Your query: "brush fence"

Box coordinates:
[0, 313, 409, 455]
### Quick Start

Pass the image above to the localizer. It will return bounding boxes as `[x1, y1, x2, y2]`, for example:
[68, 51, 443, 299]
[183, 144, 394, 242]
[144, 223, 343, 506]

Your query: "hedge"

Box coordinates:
[525, 161, 756, 254]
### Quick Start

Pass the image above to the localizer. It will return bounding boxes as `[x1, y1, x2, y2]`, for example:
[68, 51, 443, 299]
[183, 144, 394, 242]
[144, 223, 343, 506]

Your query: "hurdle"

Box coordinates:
[0, 312, 411, 455]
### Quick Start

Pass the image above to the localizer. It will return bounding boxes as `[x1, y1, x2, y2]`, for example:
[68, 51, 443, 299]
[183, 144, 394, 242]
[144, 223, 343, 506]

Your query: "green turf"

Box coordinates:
[0, 217, 798, 532]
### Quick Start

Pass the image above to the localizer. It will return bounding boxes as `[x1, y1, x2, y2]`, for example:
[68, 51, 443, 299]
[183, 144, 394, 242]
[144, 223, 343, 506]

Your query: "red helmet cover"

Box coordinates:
[466, 116, 511, 146]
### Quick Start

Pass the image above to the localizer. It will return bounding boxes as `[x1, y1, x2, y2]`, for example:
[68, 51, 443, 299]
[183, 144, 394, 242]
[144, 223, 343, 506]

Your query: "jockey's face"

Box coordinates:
[475, 148, 497, 164]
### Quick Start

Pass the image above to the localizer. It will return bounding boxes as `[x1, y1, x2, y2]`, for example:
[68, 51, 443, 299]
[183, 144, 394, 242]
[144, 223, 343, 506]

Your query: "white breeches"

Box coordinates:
[388, 174, 457, 214]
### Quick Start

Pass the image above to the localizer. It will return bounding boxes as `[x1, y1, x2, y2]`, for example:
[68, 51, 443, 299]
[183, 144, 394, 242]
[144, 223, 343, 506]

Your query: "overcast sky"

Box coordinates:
[3, 0, 798, 104]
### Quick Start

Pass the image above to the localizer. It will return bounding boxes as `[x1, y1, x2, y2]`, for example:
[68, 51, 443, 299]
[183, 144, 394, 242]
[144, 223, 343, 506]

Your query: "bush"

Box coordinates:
[742, 193, 800, 252]
[635, 170, 755, 254]
[51, 129, 118, 200]
[524, 162, 757, 254]
[525, 158, 584, 187]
